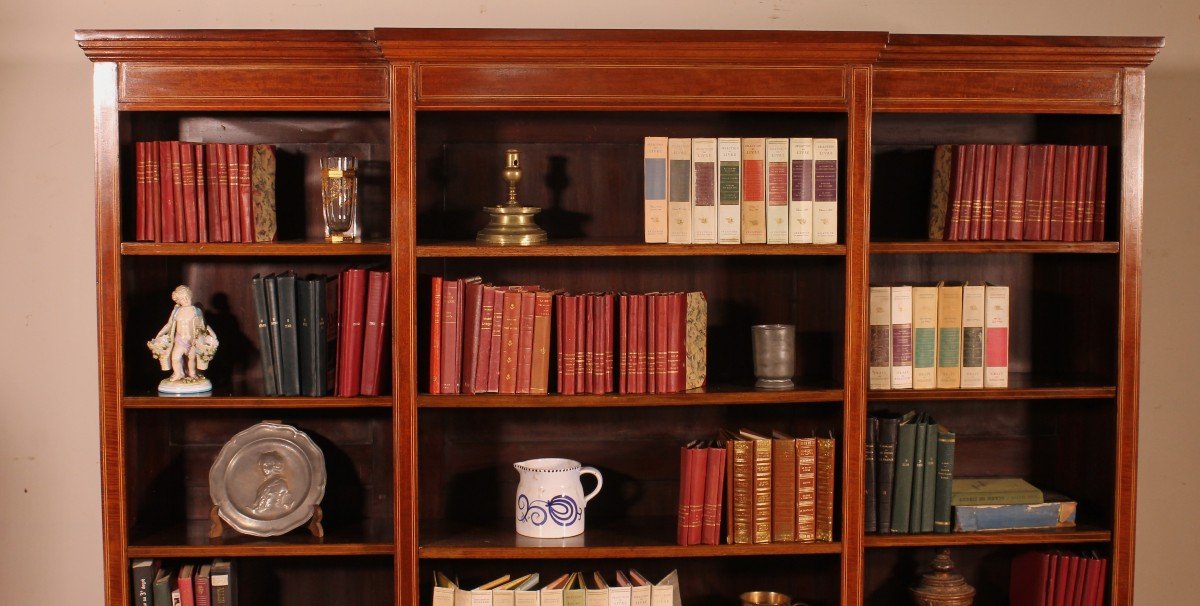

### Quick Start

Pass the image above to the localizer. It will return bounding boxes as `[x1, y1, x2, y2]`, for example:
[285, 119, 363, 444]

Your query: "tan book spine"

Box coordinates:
[726, 438, 753, 544]
[765, 137, 790, 244]
[667, 138, 693, 244]
[936, 283, 964, 389]
[740, 137, 767, 243]
[749, 434, 773, 543]
[868, 286, 892, 390]
[815, 436, 836, 542]
[795, 437, 817, 542]
[530, 291, 554, 395]
[771, 436, 797, 542]
[644, 137, 669, 243]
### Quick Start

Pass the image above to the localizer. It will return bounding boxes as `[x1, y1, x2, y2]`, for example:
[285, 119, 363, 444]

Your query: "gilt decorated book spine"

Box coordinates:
[765, 137, 790, 244]
[740, 137, 767, 244]
[812, 138, 838, 244]
[788, 137, 814, 243]
[690, 138, 718, 244]
[667, 138, 693, 244]
[717, 138, 742, 244]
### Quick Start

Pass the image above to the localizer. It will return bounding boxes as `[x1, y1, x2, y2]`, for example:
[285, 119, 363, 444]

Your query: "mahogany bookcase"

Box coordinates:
[79, 29, 1161, 606]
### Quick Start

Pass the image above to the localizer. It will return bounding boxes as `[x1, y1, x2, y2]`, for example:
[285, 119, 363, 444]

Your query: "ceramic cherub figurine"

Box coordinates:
[147, 285, 218, 394]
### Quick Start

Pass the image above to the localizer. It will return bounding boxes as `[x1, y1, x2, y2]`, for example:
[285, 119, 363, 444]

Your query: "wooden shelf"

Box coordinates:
[121, 241, 392, 256]
[869, 374, 1115, 401]
[864, 526, 1112, 548]
[127, 522, 394, 558]
[416, 240, 846, 258]
[418, 385, 844, 408]
[123, 395, 392, 409]
[420, 519, 841, 559]
[870, 241, 1119, 254]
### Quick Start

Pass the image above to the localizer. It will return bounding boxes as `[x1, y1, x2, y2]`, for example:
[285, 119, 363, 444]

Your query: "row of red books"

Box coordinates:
[428, 277, 709, 396]
[931, 144, 1108, 242]
[336, 268, 391, 397]
[134, 141, 274, 243]
[677, 430, 837, 546]
[1010, 550, 1108, 606]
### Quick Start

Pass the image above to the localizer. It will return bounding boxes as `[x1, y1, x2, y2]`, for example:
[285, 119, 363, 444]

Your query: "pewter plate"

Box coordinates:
[208, 422, 326, 537]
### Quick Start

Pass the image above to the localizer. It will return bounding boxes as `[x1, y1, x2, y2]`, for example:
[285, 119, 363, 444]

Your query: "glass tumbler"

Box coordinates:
[321, 156, 358, 242]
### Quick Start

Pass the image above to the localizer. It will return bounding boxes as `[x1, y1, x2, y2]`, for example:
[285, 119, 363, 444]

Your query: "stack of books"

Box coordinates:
[865, 412, 955, 534]
[704, 429, 837, 545]
[428, 277, 707, 396]
[252, 268, 390, 397]
[131, 559, 236, 606]
[134, 141, 275, 243]
[644, 137, 838, 245]
[432, 570, 681, 606]
[1011, 550, 1107, 606]
[952, 477, 1077, 532]
[929, 144, 1108, 242]
[869, 282, 1009, 390]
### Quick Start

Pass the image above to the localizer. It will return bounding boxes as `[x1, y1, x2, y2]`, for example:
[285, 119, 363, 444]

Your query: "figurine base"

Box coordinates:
[158, 377, 213, 395]
[477, 205, 548, 246]
[755, 378, 795, 390]
[209, 504, 324, 539]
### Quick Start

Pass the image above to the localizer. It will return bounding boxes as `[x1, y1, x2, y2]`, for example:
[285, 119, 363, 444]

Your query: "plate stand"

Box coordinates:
[208, 504, 325, 539]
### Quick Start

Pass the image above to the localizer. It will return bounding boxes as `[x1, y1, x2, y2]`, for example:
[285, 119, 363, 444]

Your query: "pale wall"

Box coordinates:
[1, 1, 1195, 604]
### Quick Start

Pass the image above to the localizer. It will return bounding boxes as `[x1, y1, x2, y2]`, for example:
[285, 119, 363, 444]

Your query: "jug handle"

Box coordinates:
[579, 466, 604, 504]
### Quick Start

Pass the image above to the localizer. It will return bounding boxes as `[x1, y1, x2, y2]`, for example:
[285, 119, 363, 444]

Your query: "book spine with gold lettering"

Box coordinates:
[740, 137, 766, 244]
[750, 435, 773, 543]
[726, 437, 753, 544]
[815, 436, 836, 542]
[771, 435, 797, 542]
[691, 138, 718, 244]
[765, 137, 790, 244]
[795, 437, 817, 542]
[701, 444, 726, 545]
[717, 138, 742, 244]
[667, 138, 693, 244]
[644, 137, 668, 243]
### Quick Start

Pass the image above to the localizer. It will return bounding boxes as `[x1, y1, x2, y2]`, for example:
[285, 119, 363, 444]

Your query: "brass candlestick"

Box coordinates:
[910, 549, 976, 606]
[477, 149, 548, 245]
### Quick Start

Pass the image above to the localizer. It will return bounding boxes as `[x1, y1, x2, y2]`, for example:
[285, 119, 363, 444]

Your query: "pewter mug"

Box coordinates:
[739, 591, 809, 606]
[751, 324, 796, 390]
[514, 458, 603, 538]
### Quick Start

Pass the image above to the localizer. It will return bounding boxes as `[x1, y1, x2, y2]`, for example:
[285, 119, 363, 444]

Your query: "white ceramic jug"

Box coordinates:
[513, 458, 603, 538]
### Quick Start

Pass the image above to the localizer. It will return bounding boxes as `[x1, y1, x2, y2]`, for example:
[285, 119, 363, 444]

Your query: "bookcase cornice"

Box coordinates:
[75, 29, 383, 63]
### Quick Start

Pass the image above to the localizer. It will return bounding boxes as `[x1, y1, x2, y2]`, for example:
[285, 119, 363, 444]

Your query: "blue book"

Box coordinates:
[953, 498, 1076, 532]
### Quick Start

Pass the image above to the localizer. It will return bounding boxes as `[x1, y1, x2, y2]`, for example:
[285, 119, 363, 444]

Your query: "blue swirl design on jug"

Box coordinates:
[517, 494, 581, 527]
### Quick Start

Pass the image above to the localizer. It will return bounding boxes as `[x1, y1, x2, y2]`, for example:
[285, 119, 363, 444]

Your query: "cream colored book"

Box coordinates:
[651, 570, 680, 606]
[890, 285, 914, 389]
[960, 284, 986, 389]
[765, 138, 790, 244]
[936, 282, 964, 389]
[812, 138, 839, 244]
[667, 138, 693, 244]
[868, 286, 892, 390]
[788, 137, 814, 243]
[563, 573, 585, 606]
[740, 137, 767, 243]
[912, 286, 940, 389]
[606, 572, 632, 606]
[585, 573, 609, 606]
[539, 573, 571, 606]
[984, 284, 1010, 388]
[644, 137, 669, 243]
[717, 137, 742, 243]
[624, 570, 651, 606]
[472, 575, 512, 606]
[690, 138, 718, 244]
[434, 571, 458, 606]
[495, 574, 538, 606]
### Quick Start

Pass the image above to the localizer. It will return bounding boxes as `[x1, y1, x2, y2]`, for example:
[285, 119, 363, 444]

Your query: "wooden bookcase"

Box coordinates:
[80, 29, 1161, 606]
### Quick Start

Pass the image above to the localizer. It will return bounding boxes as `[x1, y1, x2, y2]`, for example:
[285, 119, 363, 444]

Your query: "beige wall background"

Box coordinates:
[1, 1, 1195, 604]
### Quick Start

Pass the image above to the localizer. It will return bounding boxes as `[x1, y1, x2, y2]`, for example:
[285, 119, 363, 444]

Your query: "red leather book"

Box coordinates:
[1062, 146, 1080, 242]
[337, 268, 367, 397]
[359, 270, 391, 396]
[1048, 145, 1068, 240]
[453, 278, 470, 392]
[676, 445, 692, 545]
[646, 294, 658, 393]
[1054, 552, 1073, 606]
[498, 290, 522, 394]
[135, 142, 146, 241]
[655, 294, 670, 392]
[962, 143, 983, 240]
[158, 141, 177, 242]
[214, 143, 231, 242]
[203, 144, 220, 241]
[170, 141, 187, 242]
[516, 291, 537, 394]
[238, 144, 254, 242]
[1044, 553, 1060, 606]
[194, 144, 208, 243]
[575, 294, 587, 393]
[472, 286, 496, 393]
[618, 294, 628, 394]
[1010, 551, 1051, 606]
[700, 444, 727, 545]
[1008, 144, 1029, 240]
[1023, 145, 1046, 240]
[555, 294, 565, 393]
[429, 276, 442, 394]
[438, 278, 460, 394]
[686, 444, 706, 545]
[561, 294, 577, 394]
[991, 144, 1012, 240]
[181, 143, 199, 242]
[1093, 146, 1108, 241]
[592, 294, 605, 394]
[487, 287, 505, 393]
[582, 294, 594, 393]
[148, 142, 161, 242]
[633, 294, 645, 394]
[225, 143, 241, 242]
[975, 144, 995, 240]
[460, 280, 485, 394]
[1042, 144, 1057, 241]
[603, 293, 613, 393]
[1070, 555, 1089, 606]
[530, 291, 554, 395]
[946, 144, 968, 240]
[1091, 558, 1107, 606]
[1079, 146, 1097, 241]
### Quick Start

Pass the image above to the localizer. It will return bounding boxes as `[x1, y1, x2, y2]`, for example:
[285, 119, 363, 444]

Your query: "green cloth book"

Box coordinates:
[933, 426, 956, 533]
[920, 417, 938, 533]
[909, 416, 928, 533]
[951, 477, 1043, 506]
[891, 413, 918, 533]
